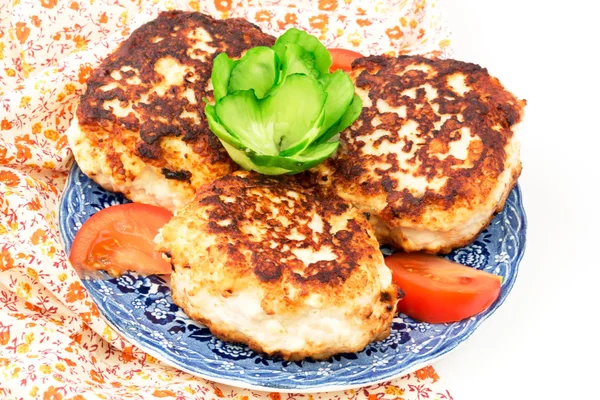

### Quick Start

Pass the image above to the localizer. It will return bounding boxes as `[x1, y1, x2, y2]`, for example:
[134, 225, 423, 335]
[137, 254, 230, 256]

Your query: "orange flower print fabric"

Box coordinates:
[214, 0, 232, 12]
[0, 0, 452, 399]
[319, 0, 339, 12]
[40, 0, 59, 9]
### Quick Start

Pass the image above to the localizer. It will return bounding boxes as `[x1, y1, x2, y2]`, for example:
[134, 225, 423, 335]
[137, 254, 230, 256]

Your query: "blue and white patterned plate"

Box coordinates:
[58, 162, 526, 392]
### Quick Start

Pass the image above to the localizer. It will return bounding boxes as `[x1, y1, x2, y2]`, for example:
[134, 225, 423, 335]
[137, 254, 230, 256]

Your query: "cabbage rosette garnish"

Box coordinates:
[204, 28, 362, 175]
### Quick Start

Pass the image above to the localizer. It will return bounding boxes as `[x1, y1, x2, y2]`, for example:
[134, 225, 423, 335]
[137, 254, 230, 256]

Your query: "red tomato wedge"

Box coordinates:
[385, 253, 502, 323]
[69, 203, 173, 277]
[328, 48, 364, 72]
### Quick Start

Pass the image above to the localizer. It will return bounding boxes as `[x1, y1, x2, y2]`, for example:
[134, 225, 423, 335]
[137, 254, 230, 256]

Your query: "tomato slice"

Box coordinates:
[69, 203, 173, 277]
[385, 253, 502, 323]
[328, 48, 364, 72]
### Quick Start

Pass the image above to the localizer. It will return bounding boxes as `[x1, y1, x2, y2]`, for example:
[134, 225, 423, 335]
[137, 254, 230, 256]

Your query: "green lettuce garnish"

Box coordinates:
[205, 28, 362, 175]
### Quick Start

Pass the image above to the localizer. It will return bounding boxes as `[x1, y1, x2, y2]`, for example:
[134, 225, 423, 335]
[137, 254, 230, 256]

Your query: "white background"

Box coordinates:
[436, 1, 600, 399]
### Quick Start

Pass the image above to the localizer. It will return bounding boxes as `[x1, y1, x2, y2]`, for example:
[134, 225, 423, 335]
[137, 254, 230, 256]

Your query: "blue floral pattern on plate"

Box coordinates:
[58, 163, 527, 392]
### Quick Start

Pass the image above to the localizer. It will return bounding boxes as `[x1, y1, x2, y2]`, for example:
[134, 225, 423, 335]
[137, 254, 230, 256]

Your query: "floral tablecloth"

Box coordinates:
[0, 1, 454, 398]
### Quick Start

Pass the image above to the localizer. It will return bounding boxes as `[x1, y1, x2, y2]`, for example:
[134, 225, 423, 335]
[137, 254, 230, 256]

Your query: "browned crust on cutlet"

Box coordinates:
[191, 172, 380, 291]
[76, 11, 274, 180]
[322, 55, 525, 235]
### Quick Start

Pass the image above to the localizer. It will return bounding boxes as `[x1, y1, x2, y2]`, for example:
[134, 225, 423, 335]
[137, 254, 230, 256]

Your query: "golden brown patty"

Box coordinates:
[313, 55, 525, 253]
[155, 171, 398, 360]
[69, 11, 274, 210]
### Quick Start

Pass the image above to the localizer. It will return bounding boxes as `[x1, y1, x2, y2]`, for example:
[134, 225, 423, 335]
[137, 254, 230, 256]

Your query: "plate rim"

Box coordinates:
[58, 162, 527, 393]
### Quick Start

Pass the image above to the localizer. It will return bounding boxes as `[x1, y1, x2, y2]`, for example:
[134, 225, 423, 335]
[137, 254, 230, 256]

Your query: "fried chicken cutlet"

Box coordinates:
[67, 11, 274, 211]
[314, 55, 525, 253]
[155, 171, 399, 360]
